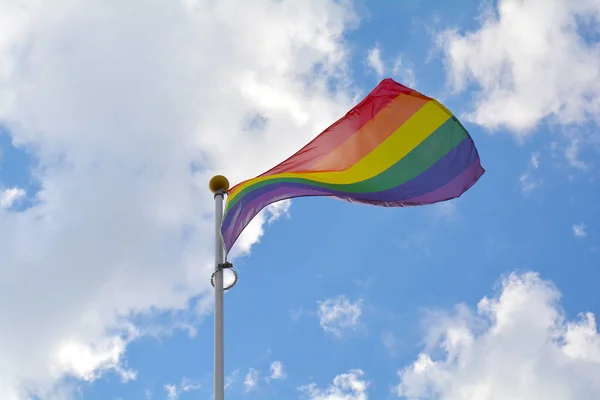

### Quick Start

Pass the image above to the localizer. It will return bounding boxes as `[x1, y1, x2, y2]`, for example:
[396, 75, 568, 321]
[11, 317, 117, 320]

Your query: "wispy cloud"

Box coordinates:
[392, 55, 416, 88]
[290, 307, 305, 323]
[0, 187, 25, 209]
[225, 369, 239, 391]
[367, 46, 385, 77]
[396, 232, 431, 257]
[367, 46, 416, 88]
[163, 378, 200, 400]
[565, 135, 590, 171]
[382, 330, 396, 355]
[317, 295, 363, 337]
[299, 369, 369, 400]
[519, 173, 542, 194]
[164, 384, 177, 400]
[430, 201, 457, 219]
[519, 152, 543, 195]
[243, 368, 259, 392]
[268, 361, 286, 380]
[573, 223, 587, 238]
[531, 152, 540, 169]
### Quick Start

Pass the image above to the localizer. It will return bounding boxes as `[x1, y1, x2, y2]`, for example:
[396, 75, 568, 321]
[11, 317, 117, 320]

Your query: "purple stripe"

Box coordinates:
[402, 159, 484, 205]
[222, 138, 483, 251]
[222, 138, 481, 251]
[223, 186, 326, 252]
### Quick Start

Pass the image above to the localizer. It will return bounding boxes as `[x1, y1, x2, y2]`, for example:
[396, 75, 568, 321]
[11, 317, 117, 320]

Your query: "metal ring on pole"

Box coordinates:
[213, 188, 227, 199]
[211, 261, 238, 291]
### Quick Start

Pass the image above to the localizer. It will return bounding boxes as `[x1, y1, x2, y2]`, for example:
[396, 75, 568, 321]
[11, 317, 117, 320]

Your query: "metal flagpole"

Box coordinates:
[209, 175, 237, 400]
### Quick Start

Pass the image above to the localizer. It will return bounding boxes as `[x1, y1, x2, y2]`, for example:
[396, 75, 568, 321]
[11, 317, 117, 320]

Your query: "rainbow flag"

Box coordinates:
[221, 78, 484, 253]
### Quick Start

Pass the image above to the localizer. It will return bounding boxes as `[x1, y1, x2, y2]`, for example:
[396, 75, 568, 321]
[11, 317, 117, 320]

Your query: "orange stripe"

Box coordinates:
[311, 93, 431, 171]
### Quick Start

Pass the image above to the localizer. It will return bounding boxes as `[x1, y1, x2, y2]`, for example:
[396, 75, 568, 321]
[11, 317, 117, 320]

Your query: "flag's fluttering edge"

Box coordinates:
[221, 78, 484, 253]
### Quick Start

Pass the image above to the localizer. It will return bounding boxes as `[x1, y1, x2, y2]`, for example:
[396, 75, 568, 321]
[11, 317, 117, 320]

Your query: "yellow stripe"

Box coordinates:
[228, 101, 451, 202]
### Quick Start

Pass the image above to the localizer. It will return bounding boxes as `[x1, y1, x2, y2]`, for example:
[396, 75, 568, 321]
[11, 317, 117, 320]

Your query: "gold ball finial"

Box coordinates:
[209, 175, 230, 193]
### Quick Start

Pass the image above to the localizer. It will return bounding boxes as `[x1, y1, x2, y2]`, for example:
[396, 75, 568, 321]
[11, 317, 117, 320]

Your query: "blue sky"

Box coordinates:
[0, 0, 599, 399]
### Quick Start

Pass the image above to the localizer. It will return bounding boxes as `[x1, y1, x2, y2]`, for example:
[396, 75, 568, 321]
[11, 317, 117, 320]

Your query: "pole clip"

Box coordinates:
[211, 261, 238, 291]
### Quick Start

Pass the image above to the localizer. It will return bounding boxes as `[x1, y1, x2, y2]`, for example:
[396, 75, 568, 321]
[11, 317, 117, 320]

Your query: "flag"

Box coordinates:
[221, 78, 484, 253]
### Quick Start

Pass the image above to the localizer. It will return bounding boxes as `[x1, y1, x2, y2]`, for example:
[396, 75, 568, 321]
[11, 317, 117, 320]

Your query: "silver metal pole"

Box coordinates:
[213, 189, 225, 400]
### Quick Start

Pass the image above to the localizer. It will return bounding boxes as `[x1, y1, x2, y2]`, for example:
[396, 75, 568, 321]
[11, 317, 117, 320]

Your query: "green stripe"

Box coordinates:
[226, 117, 467, 212]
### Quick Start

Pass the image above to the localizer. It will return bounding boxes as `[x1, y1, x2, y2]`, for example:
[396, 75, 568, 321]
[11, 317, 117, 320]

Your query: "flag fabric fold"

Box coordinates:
[221, 78, 484, 253]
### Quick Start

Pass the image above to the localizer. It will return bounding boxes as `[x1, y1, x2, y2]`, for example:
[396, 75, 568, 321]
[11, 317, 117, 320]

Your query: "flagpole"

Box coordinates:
[209, 175, 230, 400]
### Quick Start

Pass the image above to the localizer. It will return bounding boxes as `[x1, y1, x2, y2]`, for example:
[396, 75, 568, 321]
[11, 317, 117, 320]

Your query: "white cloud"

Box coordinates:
[290, 306, 305, 323]
[0, 187, 25, 208]
[163, 377, 200, 400]
[565, 135, 591, 171]
[53, 334, 136, 383]
[230, 199, 292, 257]
[396, 232, 431, 257]
[0, 0, 358, 398]
[266, 199, 292, 224]
[396, 272, 600, 399]
[164, 384, 177, 400]
[440, 0, 600, 134]
[299, 369, 368, 400]
[243, 368, 259, 392]
[519, 172, 542, 194]
[519, 152, 543, 194]
[392, 56, 416, 88]
[531, 152, 540, 169]
[368, 47, 416, 87]
[317, 295, 363, 337]
[367, 46, 385, 77]
[268, 361, 286, 380]
[179, 378, 200, 393]
[225, 369, 239, 391]
[573, 223, 588, 238]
